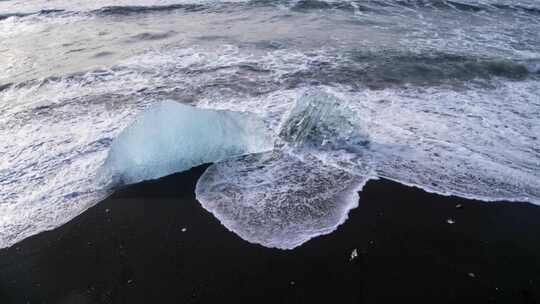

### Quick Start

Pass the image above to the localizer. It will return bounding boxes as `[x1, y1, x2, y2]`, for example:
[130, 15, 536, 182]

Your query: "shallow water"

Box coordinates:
[1, 0, 539, 249]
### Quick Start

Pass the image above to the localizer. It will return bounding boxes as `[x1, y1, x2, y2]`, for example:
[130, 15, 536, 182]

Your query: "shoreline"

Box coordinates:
[1, 165, 539, 303]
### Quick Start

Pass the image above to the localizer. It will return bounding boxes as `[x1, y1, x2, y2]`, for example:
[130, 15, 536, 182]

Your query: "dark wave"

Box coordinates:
[491, 3, 540, 16]
[125, 31, 178, 43]
[283, 52, 539, 90]
[5, 51, 538, 98]
[0, 9, 64, 21]
[93, 4, 209, 16]
[0, 82, 13, 92]
[0, 4, 208, 21]
[355, 0, 540, 15]
[371, 0, 485, 12]
[0, 13, 28, 20]
[289, 0, 357, 11]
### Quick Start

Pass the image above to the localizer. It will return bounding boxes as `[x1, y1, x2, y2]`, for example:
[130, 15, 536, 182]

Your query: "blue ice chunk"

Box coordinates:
[104, 100, 273, 184]
[279, 90, 370, 152]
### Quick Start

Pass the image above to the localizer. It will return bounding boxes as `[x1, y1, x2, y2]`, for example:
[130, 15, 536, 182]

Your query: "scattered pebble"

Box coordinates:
[290, 281, 295, 286]
[468, 272, 476, 278]
[455, 204, 463, 209]
[127, 279, 133, 284]
[447, 218, 455, 224]
[105, 208, 110, 213]
[350, 249, 358, 261]
[181, 228, 187, 232]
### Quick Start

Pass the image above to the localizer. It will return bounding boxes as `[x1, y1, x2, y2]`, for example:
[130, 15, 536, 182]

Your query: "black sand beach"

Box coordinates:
[0, 165, 539, 304]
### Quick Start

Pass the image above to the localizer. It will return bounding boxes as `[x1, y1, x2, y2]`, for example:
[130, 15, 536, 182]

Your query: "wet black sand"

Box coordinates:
[1, 165, 539, 304]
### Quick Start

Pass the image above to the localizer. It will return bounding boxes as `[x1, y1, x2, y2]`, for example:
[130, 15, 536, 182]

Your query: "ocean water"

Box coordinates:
[1, 0, 539, 249]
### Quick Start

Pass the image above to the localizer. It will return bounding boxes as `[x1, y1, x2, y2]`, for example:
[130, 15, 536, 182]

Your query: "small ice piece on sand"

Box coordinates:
[468, 272, 476, 278]
[181, 228, 187, 232]
[446, 218, 455, 224]
[350, 249, 358, 261]
[455, 204, 463, 209]
[195, 151, 368, 249]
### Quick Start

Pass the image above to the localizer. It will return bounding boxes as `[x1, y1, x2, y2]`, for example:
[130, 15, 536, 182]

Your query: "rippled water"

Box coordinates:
[1, 0, 539, 249]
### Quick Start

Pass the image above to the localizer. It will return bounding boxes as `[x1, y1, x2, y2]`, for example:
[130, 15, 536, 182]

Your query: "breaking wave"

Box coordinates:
[4, 49, 539, 93]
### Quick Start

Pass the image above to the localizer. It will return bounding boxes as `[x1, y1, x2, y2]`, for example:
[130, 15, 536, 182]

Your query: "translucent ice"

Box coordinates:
[278, 90, 374, 176]
[196, 151, 370, 250]
[104, 100, 273, 184]
[279, 90, 370, 153]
